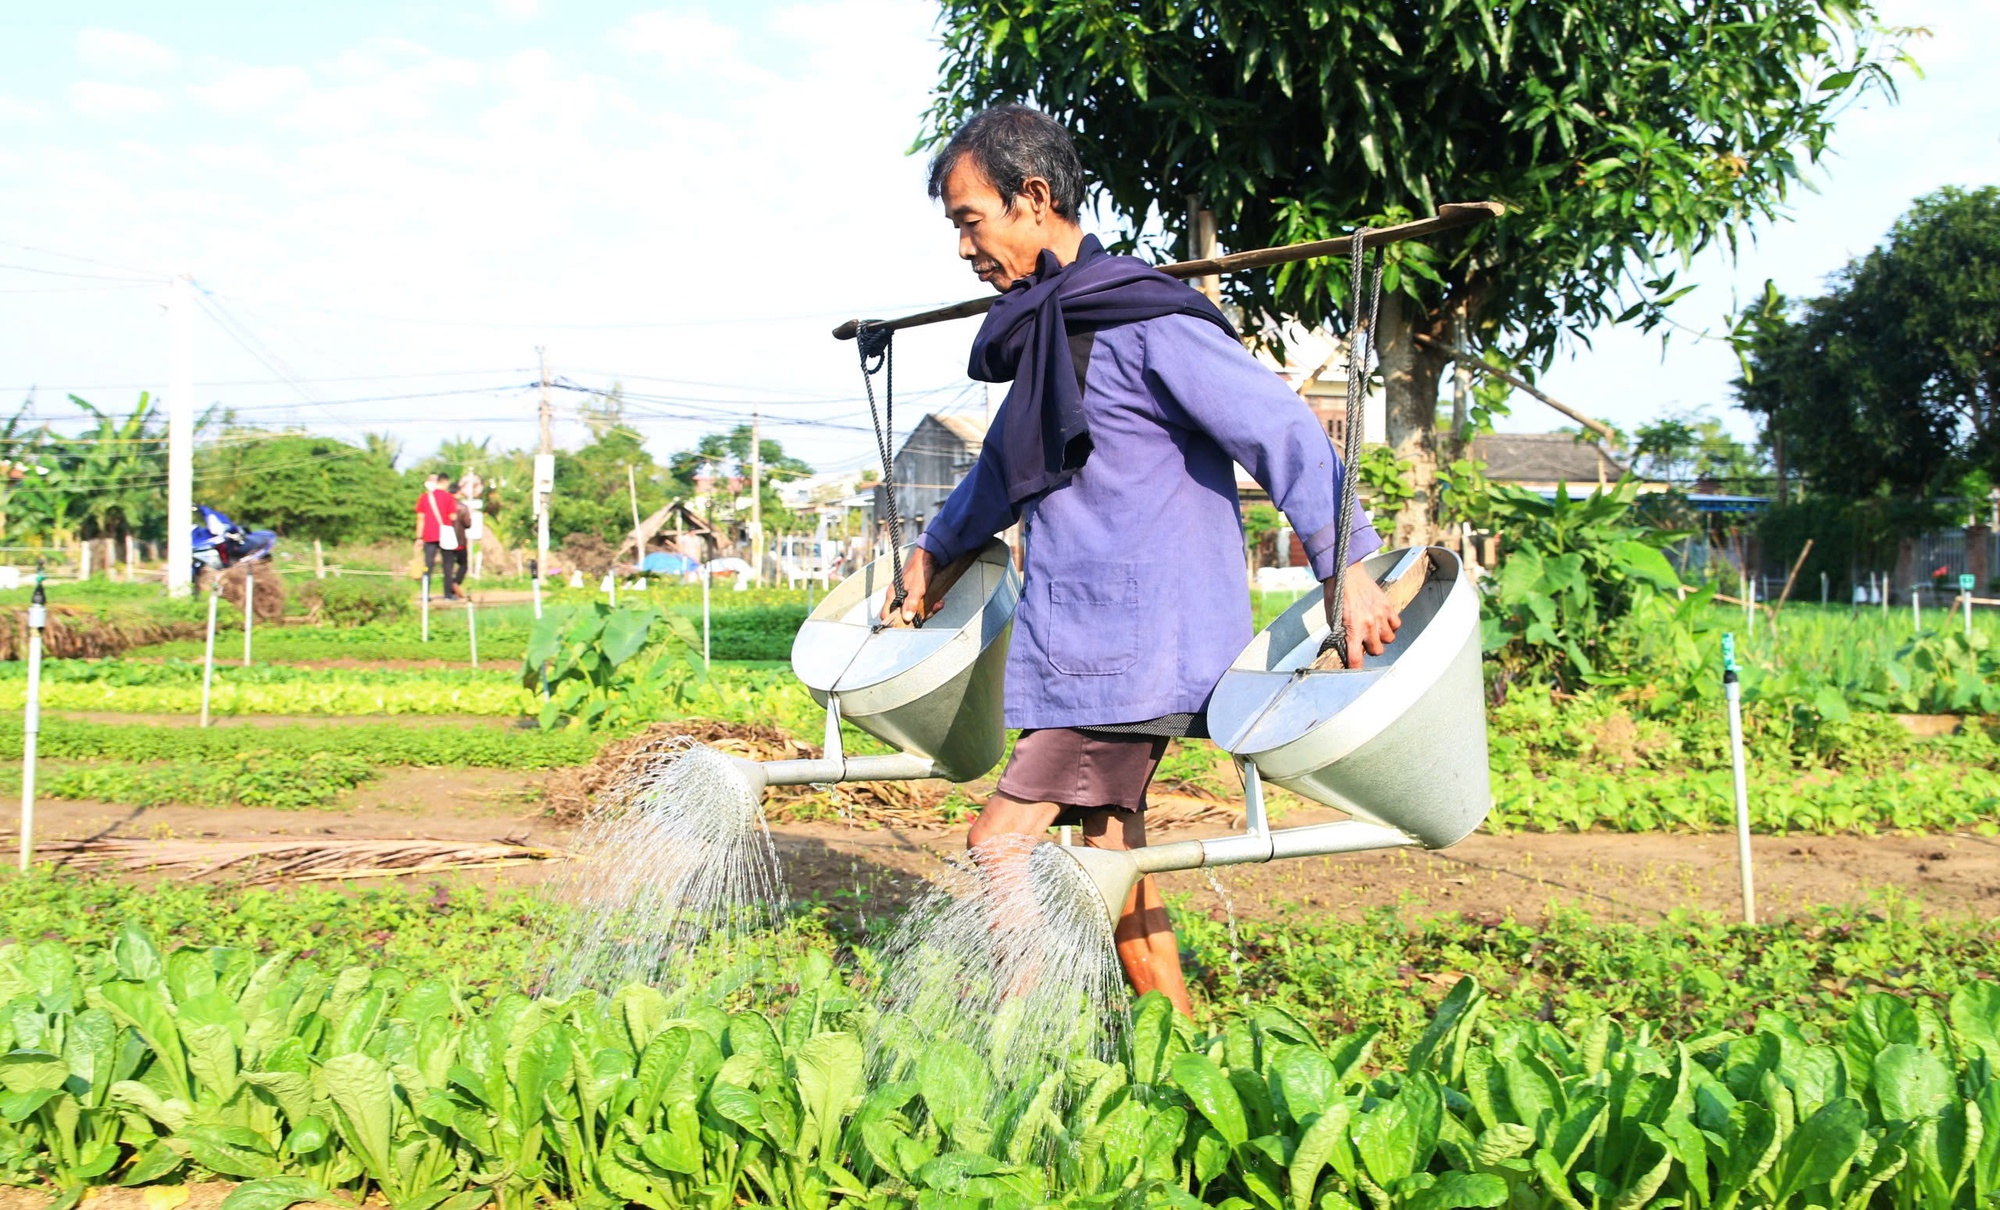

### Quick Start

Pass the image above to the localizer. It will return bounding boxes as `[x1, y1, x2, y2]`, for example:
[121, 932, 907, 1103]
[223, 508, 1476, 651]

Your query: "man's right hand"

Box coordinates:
[882, 546, 935, 625]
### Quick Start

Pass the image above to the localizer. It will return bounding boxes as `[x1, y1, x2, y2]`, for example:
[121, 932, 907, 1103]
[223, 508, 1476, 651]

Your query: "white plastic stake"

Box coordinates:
[314, 538, 326, 579]
[1880, 572, 1888, 617]
[531, 563, 542, 620]
[467, 596, 479, 669]
[1821, 571, 1828, 606]
[242, 573, 254, 667]
[1745, 575, 1755, 637]
[1968, 593, 1976, 638]
[200, 589, 219, 727]
[421, 573, 431, 643]
[18, 580, 46, 872]
[701, 564, 712, 666]
[1723, 633, 1756, 925]
[1912, 587, 1921, 632]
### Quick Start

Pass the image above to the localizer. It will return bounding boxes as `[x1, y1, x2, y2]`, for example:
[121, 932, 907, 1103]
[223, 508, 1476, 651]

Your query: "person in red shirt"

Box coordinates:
[414, 474, 465, 599]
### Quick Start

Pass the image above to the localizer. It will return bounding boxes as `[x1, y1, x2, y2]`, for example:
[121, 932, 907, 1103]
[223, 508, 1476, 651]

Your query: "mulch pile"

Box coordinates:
[0, 605, 198, 660]
[28, 834, 565, 883]
[546, 719, 1243, 832]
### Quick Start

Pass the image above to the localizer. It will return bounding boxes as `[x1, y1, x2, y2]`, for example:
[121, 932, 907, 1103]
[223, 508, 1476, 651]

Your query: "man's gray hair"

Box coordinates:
[927, 104, 1086, 220]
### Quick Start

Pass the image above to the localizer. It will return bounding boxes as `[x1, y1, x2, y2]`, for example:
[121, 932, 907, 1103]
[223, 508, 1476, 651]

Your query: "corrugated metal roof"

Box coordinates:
[1470, 432, 1625, 484]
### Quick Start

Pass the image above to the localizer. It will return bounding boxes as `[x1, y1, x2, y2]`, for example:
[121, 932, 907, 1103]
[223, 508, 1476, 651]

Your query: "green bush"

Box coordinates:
[300, 576, 410, 626]
[684, 603, 808, 661]
[3, 752, 378, 809]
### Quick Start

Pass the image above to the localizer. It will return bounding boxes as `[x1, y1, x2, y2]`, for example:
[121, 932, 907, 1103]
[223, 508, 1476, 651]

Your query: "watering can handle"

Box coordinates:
[1309, 552, 1432, 671]
[882, 548, 982, 629]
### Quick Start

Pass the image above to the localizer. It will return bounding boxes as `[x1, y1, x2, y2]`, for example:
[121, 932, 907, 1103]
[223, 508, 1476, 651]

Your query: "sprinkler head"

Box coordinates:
[1055, 845, 1142, 928]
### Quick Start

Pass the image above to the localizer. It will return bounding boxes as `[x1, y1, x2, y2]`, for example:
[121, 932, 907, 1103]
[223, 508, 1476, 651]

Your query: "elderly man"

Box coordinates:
[892, 105, 1401, 1016]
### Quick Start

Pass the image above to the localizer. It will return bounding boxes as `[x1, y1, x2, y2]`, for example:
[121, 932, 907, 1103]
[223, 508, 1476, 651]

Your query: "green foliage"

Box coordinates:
[197, 432, 408, 545]
[1738, 186, 2000, 496]
[1486, 693, 2000, 836]
[1471, 480, 1684, 688]
[1630, 409, 1768, 492]
[521, 604, 703, 729]
[0, 753, 377, 810]
[1355, 446, 1415, 540]
[0, 661, 527, 718]
[925, 0, 1907, 540]
[298, 578, 409, 627]
[0, 719, 597, 771]
[4, 916, 2000, 1208]
[694, 604, 807, 663]
[0, 395, 177, 546]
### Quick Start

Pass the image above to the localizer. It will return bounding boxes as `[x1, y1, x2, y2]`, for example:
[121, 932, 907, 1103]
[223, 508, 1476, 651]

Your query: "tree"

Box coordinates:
[1737, 186, 2000, 499]
[925, 0, 1905, 541]
[197, 431, 406, 544]
[665, 425, 813, 533]
[1630, 410, 1765, 492]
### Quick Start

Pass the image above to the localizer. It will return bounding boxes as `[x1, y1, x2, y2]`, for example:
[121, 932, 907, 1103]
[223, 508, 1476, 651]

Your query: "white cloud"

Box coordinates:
[189, 65, 311, 116]
[615, 10, 770, 83]
[0, 96, 43, 123]
[494, 0, 541, 20]
[76, 28, 177, 75]
[67, 81, 167, 117]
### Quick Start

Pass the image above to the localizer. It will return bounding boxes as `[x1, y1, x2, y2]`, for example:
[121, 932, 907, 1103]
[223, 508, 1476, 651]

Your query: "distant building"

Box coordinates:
[883, 413, 985, 537]
[1470, 432, 1631, 493]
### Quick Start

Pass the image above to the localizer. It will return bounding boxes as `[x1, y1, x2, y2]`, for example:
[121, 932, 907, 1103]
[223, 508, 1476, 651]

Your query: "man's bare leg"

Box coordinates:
[1076, 807, 1194, 1017]
[966, 794, 1194, 1017]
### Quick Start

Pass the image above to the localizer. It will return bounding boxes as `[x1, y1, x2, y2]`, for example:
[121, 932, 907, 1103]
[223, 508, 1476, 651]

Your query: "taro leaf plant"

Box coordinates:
[925, 0, 1910, 545]
[521, 603, 701, 731]
[1465, 478, 1685, 692]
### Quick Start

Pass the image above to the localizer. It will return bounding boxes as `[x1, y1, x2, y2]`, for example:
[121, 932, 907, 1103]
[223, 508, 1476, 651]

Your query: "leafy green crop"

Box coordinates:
[0, 754, 376, 810]
[0, 719, 598, 770]
[4, 921, 2000, 1209]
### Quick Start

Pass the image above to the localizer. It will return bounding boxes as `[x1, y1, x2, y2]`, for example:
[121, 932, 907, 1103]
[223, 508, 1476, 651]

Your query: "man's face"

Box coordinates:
[941, 156, 1055, 292]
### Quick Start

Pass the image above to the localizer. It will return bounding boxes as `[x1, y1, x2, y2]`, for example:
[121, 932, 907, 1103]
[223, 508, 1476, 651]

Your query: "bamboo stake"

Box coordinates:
[18, 577, 45, 872]
[1772, 539, 1814, 613]
[200, 588, 218, 727]
[832, 202, 1504, 341]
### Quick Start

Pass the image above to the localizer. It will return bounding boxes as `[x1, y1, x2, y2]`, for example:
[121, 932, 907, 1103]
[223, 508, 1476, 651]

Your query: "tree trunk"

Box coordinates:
[1376, 292, 1451, 548]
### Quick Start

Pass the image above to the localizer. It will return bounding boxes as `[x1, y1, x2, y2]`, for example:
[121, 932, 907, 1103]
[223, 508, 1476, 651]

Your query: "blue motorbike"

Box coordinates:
[190, 505, 277, 582]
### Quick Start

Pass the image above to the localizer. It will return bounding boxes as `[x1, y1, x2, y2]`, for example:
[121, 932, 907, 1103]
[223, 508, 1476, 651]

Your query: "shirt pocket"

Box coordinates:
[1047, 570, 1141, 676]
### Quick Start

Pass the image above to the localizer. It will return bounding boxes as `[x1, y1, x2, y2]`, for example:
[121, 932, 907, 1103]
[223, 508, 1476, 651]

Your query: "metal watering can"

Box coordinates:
[715, 540, 1490, 925]
[1060, 546, 1492, 921]
[719, 539, 1020, 800]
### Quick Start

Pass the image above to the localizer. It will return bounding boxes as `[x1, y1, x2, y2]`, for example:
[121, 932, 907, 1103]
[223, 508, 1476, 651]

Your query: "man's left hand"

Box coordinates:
[1324, 563, 1402, 670]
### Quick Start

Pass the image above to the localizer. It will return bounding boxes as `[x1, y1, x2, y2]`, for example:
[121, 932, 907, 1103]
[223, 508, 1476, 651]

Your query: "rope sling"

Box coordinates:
[854, 322, 908, 627]
[1318, 229, 1387, 669]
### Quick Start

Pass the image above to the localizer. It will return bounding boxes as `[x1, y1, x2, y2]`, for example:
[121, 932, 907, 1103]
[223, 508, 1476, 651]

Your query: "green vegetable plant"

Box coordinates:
[521, 604, 703, 730]
[8, 927, 2000, 1209]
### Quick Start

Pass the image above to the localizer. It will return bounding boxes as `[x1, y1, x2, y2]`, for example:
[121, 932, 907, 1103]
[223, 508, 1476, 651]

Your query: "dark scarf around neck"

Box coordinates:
[968, 234, 1236, 506]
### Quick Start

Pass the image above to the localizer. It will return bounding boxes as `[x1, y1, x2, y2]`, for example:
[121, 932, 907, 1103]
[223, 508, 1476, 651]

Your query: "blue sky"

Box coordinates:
[1, 0, 1995, 478]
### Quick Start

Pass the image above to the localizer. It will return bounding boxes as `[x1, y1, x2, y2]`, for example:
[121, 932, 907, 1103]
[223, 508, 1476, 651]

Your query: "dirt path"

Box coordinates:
[21, 790, 1999, 924]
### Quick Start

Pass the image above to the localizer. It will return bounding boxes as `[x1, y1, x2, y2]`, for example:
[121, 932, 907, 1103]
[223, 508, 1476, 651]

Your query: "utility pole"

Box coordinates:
[537, 346, 553, 457]
[166, 274, 195, 597]
[749, 406, 762, 584]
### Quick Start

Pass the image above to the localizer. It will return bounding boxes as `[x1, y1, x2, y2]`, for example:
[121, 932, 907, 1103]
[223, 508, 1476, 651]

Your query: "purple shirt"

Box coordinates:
[916, 313, 1381, 730]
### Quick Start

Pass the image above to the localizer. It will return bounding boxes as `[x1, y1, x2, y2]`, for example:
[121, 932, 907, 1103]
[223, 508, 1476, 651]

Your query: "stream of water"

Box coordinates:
[869, 835, 1128, 1111]
[540, 740, 787, 996]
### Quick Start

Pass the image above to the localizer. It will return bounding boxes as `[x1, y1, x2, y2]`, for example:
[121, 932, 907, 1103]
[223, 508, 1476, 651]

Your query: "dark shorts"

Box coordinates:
[994, 728, 1170, 822]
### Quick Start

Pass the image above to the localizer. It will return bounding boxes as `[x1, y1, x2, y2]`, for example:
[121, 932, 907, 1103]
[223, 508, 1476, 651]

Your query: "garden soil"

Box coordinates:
[20, 788, 2000, 925]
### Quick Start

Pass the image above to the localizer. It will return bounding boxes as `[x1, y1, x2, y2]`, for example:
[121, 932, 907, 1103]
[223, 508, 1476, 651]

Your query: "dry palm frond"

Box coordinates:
[23, 834, 567, 884]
